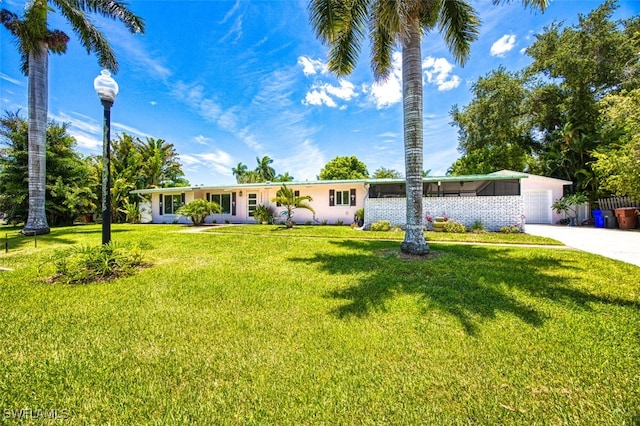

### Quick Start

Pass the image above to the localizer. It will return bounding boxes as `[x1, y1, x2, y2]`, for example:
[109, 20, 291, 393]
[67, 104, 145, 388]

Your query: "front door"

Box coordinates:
[247, 193, 258, 220]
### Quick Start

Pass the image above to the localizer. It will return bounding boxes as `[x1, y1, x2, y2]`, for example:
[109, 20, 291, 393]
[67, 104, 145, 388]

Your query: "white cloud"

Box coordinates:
[112, 122, 153, 139]
[220, 0, 241, 24]
[490, 34, 517, 57]
[366, 52, 403, 109]
[298, 56, 328, 76]
[0, 72, 22, 86]
[278, 139, 325, 181]
[422, 56, 461, 91]
[179, 150, 235, 176]
[194, 135, 211, 145]
[303, 80, 356, 108]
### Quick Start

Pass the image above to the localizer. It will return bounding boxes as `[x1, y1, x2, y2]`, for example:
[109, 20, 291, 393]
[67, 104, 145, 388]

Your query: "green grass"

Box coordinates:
[1, 224, 638, 424]
[203, 223, 563, 245]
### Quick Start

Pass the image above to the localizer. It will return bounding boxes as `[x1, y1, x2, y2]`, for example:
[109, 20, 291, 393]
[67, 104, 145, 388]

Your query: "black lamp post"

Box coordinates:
[94, 69, 118, 245]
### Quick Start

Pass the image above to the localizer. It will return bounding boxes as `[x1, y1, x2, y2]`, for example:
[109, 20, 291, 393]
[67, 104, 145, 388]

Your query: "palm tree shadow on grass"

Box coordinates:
[291, 240, 639, 335]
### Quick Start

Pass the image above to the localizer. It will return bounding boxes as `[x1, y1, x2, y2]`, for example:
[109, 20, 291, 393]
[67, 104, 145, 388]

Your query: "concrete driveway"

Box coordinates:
[525, 224, 640, 267]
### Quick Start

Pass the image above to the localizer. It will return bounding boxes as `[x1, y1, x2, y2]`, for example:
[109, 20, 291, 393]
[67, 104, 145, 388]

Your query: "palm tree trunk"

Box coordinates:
[400, 16, 428, 255]
[23, 42, 51, 235]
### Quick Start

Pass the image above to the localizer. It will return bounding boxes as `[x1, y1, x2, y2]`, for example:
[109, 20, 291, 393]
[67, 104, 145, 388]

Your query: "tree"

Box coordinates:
[449, 67, 538, 175]
[137, 137, 187, 188]
[592, 90, 640, 201]
[232, 162, 248, 183]
[318, 156, 368, 180]
[255, 155, 276, 181]
[0, 112, 97, 226]
[309, 0, 547, 255]
[372, 167, 402, 179]
[1, 1, 144, 235]
[271, 184, 315, 228]
[274, 172, 295, 182]
[524, 0, 638, 194]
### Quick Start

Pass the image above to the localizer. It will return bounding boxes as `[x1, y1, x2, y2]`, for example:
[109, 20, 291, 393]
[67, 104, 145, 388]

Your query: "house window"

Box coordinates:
[211, 193, 232, 214]
[336, 190, 350, 205]
[162, 194, 184, 215]
[329, 189, 356, 206]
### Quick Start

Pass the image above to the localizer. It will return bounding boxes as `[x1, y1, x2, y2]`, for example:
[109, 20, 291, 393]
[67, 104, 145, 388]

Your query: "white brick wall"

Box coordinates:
[364, 196, 525, 232]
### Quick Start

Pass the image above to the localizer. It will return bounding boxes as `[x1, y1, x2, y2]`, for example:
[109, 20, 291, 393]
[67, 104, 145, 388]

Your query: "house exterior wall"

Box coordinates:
[521, 175, 570, 224]
[144, 182, 366, 225]
[365, 195, 525, 232]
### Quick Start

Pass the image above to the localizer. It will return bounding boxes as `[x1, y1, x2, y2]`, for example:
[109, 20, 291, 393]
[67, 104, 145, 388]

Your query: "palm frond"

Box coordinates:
[369, 0, 399, 80]
[437, 0, 479, 65]
[492, 0, 549, 12]
[53, 0, 119, 71]
[310, 0, 370, 76]
[75, 0, 145, 34]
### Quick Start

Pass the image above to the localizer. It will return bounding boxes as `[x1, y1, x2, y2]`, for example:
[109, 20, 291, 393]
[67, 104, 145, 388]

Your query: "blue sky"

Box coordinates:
[1, 0, 639, 186]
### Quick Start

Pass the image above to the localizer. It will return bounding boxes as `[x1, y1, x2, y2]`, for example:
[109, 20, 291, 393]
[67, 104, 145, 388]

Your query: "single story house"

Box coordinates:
[131, 171, 572, 231]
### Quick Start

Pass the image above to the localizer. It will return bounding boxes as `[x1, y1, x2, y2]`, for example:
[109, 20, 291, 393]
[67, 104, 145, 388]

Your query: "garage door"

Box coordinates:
[524, 191, 552, 224]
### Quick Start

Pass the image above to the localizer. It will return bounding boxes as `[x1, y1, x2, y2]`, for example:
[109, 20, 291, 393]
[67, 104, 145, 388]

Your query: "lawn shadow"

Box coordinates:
[290, 240, 639, 335]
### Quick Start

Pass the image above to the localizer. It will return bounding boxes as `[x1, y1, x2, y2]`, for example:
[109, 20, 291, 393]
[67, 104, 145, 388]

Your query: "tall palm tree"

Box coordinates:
[137, 137, 185, 188]
[1, 0, 144, 235]
[309, 0, 547, 254]
[232, 162, 248, 183]
[255, 155, 276, 181]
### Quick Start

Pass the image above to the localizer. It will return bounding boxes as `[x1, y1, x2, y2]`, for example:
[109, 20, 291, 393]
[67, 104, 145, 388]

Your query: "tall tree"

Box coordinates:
[372, 167, 402, 179]
[0, 0, 144, 235]
[137, 137, 187, 188]
[525, 0, 637, 194]
[318, 156, 368, 180]
[232, 162, 248, 183]
[0, 112, 97, 226]
[309, 0, 547, 255]
[255, 155, 276, 181]
[450, 67, 538, 175]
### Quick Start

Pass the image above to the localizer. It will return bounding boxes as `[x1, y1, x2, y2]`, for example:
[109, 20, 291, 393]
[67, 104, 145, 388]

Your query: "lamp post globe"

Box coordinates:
[94, 69, 118, 245]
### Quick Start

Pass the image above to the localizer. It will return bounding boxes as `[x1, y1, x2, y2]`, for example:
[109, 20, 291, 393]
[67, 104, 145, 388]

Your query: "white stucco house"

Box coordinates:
[131, 171, 572, 231]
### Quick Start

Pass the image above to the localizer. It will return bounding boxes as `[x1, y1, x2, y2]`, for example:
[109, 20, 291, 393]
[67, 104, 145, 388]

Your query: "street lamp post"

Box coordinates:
[94, 69, 119, 245]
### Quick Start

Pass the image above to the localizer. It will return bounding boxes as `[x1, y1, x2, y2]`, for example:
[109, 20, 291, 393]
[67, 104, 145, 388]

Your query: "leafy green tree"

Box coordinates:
[372, 167, 402, 179]
[255, 156, 276, 181]
[176, 199, 221, 225]
[271, 184, 315, 228]
[0, 0, 144, 235]
[592, 90, 640, 201]
[274, 172, 294, 182]
[318, 156, 369, 180]
[309, 0, 546, 255]
[450, 68, 538, 175]
[525, 0, 638, 194]
[0, 112, 96, 226]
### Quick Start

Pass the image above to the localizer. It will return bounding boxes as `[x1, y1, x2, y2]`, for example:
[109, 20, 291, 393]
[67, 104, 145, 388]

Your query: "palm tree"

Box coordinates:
[232, 162, 248, 183]
[255, 155, 276, 181]
[271, 184, 315, 228]
[1, 1, 144, 235]
[309, 0, 547, 254]
[137, 137, 185, 188]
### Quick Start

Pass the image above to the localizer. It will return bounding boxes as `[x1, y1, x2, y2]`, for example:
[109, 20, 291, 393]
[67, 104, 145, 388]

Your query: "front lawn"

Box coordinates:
[0, 224, 638, 424]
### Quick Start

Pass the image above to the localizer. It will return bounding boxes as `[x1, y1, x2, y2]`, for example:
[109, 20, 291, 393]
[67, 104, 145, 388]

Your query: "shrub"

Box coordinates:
[500, 225, 521, 234]
[443, 220, 466, 233]
[43, 242, 147, 284]
[336, 220, 344, 226]
[176, 199, 221, 225]
[470, 220, 486, 233]
[390, 225, 404, 232]
[371, 220, 391, 231]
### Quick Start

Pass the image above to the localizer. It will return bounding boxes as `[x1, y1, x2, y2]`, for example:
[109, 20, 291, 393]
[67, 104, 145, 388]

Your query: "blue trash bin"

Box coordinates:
[593, 209, 604, 228]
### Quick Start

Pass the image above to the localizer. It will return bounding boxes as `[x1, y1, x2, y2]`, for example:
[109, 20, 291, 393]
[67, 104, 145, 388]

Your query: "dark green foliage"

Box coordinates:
[370, 220, 391, 231]
[44, 241, 146, 284]
[319, 156, 369, 180]
[0, 112, 97, 226]
[176, 199, 221, 225]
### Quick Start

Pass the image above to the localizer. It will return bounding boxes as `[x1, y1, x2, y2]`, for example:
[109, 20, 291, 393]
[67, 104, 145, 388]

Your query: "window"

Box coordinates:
[211, 193, 232, 214]
[335, 190, 349, 205]
[329, 189, 356, 206]
[248, 193, 257, 217]
[161, 194, 184, 215]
